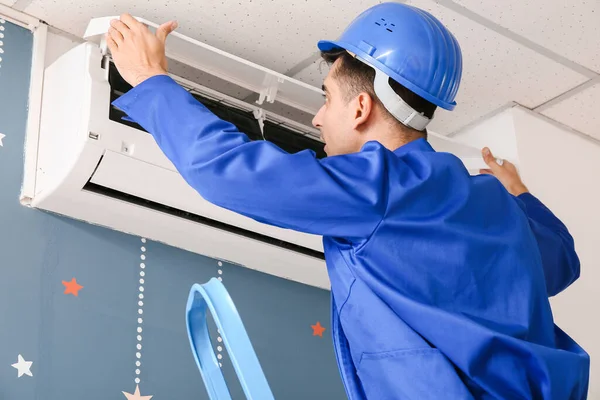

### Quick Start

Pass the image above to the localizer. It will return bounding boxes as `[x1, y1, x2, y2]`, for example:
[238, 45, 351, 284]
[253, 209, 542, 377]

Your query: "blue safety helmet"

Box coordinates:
[318, 2, 462, 131]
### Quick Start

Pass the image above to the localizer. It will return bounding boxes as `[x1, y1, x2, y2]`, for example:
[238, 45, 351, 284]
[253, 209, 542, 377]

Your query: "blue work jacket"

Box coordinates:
[114, 75, 590, 399]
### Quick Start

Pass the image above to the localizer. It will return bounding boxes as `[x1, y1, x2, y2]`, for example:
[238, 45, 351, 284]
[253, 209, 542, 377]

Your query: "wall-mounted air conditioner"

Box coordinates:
[25, 16, 488, 289]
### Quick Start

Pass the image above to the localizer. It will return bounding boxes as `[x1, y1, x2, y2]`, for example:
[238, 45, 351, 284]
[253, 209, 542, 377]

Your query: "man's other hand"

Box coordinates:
[480, 147, 529, 197]
[106, 13, 177, 87]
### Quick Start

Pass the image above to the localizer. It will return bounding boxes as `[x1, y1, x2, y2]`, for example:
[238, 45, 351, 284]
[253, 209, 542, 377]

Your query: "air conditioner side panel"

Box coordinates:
[33, 42, 99, 204]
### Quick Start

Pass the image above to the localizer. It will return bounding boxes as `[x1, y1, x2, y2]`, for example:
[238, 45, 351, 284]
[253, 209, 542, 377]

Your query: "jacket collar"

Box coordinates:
[392, 138, 435, 157]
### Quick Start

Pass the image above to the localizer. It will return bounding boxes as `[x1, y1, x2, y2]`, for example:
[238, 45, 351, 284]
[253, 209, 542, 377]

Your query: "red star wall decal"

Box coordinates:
[62, 278, 83, 296]
[311, 322, 326, 337]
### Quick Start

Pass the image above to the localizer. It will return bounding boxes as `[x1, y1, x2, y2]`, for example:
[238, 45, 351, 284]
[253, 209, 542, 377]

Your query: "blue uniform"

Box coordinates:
[114, 75, 590, 399]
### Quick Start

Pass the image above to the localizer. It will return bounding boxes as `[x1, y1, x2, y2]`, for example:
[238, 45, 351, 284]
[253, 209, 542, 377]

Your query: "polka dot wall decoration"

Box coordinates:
[0, 19, 6, 150]
[0, 21, 3, 67]
[135, 238, 147, 385]
[0, 18, 4, 95]
[217, 260, 224, 368]
[121, 238, 154, 399]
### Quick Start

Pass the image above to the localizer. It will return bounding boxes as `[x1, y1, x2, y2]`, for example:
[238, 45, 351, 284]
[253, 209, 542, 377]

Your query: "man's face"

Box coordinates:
[312, 59, 363, 157]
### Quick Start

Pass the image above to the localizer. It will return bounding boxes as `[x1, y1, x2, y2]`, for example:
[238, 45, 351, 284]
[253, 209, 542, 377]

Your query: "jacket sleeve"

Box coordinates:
[516, 192, 580, 296]
[111, 75, 387, 239]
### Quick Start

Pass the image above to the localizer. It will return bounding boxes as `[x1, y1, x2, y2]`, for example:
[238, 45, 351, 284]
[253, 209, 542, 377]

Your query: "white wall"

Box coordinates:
[457, 106, 600, 398]
[514, 107, 600, 399]
[451, 107, 521, 166]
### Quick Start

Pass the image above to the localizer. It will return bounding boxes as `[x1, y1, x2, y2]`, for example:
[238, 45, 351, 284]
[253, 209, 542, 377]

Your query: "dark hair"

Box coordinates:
[321, 49, 436, 138]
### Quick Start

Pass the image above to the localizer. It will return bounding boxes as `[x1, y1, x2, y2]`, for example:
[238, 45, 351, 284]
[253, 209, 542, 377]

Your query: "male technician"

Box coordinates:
[106, 3, 589, 399]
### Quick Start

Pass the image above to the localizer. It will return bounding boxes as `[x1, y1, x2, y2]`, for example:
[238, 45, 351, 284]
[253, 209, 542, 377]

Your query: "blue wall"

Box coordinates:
[0, 19, 345, 399]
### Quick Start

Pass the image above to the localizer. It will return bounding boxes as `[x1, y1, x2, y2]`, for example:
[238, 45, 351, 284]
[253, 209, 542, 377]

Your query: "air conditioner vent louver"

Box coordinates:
[83, 181, 325, 260]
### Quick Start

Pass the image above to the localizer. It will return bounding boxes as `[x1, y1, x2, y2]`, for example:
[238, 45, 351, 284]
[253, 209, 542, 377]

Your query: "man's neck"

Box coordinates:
[362, 128, 424, 153]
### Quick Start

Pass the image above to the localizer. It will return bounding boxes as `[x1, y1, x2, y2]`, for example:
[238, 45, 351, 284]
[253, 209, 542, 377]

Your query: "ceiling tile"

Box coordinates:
[540, 81, 600, 142]
[452, 0, 600, 73]
[406, 0, 588, 134]
[23, 0, 382, 74]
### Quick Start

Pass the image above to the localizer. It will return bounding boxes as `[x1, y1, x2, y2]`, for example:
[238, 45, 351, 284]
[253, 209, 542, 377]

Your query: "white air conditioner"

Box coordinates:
[25, 16, 488, 289]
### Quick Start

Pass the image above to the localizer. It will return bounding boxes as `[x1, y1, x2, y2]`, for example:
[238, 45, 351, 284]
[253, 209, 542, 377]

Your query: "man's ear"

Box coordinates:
[352, 92, 375, 130]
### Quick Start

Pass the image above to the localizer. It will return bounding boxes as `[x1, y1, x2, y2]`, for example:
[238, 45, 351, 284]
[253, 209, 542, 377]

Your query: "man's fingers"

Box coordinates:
[119, 13, 139, 29]
[106, 33, 118, 52]
[482, 147, 495, 164]
[110, 19, 131, 38]
[479, 168, 493, 175]
[482, 147, 503, 174]
[156, 20, 178, 43]
[108, 27, 124, 45]
[501, 159, 515, 169]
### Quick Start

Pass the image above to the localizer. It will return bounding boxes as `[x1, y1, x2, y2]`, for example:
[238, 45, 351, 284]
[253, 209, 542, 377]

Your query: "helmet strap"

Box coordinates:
[373, 69, 431, 131]
[346, 51, 431, 131]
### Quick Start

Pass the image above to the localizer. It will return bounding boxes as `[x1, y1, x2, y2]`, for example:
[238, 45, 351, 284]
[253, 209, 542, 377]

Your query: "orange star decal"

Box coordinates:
[62, 278, 83, 296]
[311, 322, 326, 337]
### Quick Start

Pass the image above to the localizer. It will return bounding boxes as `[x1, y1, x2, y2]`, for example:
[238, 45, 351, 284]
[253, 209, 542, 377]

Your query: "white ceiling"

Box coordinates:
[453, 0, 600, 73]
[540, 81, 600, 141]
[11, 0, 600, 140]
[403, 0, 590, 134]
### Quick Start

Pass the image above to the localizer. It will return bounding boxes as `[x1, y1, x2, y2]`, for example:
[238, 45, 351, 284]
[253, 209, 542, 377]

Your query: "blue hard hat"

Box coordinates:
[318, 2, 462, 111]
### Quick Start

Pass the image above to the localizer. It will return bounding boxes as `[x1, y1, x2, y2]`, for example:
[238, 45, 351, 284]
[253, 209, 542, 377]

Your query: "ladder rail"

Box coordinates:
[186, 278, 275, 400]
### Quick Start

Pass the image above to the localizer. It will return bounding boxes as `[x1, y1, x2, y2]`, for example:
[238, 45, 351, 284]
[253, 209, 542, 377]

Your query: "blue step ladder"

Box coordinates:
[186, 277, 275, 400]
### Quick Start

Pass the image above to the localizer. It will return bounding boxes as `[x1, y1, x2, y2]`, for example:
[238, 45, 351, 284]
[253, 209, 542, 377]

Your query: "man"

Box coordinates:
[106, 3, 589, 399]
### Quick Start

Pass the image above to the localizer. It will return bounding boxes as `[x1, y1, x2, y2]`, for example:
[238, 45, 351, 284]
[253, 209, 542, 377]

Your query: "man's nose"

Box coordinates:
[312, 105, 324, 129]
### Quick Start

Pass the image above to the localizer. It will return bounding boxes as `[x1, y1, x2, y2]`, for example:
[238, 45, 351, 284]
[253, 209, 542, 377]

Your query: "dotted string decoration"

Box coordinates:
[0, 18, 5, 71]
[0, 18, 5, 148]
[135, 238, 147, 385]
[217, 261, 224, 368]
